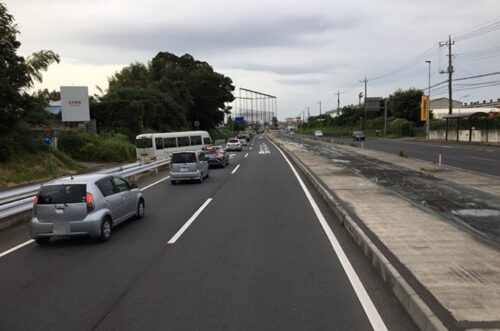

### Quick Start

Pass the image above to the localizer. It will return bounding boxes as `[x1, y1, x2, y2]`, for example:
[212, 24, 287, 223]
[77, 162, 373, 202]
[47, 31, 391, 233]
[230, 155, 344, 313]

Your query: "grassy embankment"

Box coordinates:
[0, 150, 83, 188]
[0, 130, 136, 188]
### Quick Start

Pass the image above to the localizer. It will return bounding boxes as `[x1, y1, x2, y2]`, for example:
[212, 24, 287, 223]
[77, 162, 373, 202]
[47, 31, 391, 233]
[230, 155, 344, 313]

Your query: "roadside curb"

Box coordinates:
[269, 136, 448, 331]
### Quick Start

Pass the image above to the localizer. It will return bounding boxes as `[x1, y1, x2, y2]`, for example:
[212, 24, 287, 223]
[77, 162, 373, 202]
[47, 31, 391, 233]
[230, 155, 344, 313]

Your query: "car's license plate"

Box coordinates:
[53, 222, 70, 235]
[180, 167, 188, 172]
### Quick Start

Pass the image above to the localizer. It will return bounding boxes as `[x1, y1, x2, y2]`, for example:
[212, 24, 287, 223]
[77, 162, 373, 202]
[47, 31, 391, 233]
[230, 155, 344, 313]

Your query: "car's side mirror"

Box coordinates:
[130, 183, 138, 189]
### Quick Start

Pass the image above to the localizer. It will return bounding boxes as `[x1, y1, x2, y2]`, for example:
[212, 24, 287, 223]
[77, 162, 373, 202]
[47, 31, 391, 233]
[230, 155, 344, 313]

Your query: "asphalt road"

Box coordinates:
[0, 135, 417, 331]
[312, 134, 500, 177]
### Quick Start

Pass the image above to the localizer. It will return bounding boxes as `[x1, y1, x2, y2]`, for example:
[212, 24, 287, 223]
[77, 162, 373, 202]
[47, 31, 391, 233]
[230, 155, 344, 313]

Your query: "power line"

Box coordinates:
[455, 44, 500, 57]
[453, 18, 500, 41]
[453, 71, 500, 81]
[369, 43, 440, 81]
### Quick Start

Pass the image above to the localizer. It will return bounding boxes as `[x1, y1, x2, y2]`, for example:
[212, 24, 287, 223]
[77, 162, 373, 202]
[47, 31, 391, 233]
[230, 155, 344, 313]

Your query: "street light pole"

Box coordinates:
[425, 60, 431, 140]
[358, 92, 364, 130]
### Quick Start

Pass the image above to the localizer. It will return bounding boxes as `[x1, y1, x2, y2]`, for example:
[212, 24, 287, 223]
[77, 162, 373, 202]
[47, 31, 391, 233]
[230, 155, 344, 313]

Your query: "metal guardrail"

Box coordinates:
[0, 158, 170, 221]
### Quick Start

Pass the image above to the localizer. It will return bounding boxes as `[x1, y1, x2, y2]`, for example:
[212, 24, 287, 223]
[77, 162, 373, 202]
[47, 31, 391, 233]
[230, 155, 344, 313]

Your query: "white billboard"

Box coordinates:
[60, 86, 90, 122]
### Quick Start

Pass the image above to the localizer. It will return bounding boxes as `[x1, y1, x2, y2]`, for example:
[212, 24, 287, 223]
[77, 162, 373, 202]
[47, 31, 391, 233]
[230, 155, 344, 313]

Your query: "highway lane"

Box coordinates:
[310, 134, 500, 177]
[0, 151, 246, 331]
[0, 135, 417, 330]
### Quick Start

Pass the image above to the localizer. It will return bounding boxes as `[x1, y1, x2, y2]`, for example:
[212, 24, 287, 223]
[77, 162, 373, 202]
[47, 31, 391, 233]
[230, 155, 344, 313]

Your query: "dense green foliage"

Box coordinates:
[208, 127, 239, 141]
[0, 3, 59, 162]
[93, 53, 235, 138]
[58, 131, 136, 162]
[299, 88, 425, 137]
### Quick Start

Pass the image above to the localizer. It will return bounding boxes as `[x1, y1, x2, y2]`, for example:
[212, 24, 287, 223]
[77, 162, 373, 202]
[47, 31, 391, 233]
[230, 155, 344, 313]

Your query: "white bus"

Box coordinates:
[135, 131, 212, 162]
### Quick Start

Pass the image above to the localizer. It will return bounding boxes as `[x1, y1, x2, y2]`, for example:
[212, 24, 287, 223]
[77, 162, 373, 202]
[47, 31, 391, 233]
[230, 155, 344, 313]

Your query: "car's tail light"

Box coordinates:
[86, 192, 95, 213]
[33, 195, 39, 215]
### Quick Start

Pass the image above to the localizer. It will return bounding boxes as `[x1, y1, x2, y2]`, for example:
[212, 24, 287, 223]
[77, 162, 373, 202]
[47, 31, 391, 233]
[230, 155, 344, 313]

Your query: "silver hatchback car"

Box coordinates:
[170, 151, 209, 184]
[30, 174, 145, 244]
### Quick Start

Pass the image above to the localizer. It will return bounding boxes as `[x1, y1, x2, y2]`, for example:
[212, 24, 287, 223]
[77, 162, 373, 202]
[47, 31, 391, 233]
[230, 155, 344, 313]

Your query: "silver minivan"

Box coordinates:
[170, 151, 209, 184]
[30, 174, 145, 244]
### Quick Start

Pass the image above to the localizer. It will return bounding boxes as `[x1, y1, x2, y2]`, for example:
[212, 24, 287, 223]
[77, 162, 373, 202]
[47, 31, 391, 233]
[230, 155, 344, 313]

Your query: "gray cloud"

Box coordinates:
[76, 15, 361, 58]
[223, 62, 331, 76]
[7, 0, 500, 119]
[276, 77, 323, 85]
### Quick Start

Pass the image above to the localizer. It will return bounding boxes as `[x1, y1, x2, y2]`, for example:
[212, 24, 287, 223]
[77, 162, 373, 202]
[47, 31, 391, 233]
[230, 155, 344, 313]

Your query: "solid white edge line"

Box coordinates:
[269, 139, 388, 331]
[168, 198, 213, 244]
[244, 153, 249, 158]
[0, 239, 35, 259]
[231, 164, 241, 174]
[140, 176, 170, 191]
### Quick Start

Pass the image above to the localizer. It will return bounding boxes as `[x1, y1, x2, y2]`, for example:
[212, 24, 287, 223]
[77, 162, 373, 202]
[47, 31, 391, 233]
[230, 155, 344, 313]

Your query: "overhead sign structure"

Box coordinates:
[61, 86, 90, 122]
[420, 95, 429, 121]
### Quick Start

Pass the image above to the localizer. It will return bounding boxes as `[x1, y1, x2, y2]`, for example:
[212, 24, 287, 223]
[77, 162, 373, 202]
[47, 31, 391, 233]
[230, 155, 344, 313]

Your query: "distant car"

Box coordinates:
[352, 131, 365, 141]
[203, 145, 229, 168]
[314, 130, 323, 139]
[239, 138, 248, 146]
[30, 174, 145, 244]
[170, 151, 209, 184]
[238, 132, 251, 142]
[226, 138, 243, 151]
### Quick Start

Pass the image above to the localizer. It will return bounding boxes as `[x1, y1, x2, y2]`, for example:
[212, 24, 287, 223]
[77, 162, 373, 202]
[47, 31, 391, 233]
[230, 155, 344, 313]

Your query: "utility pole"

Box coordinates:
[307, 107, 310, 119]
[317, 101, 322, 115]
[360, 77, 368, 130]
[440, 35, 454, 115]
[360, 77, 368, 101]
[337, 91, 340, 114]
[426, 60, 431, 140]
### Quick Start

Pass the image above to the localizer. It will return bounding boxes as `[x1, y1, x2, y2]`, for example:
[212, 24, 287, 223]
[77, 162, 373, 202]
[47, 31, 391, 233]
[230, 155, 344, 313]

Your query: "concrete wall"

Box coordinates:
[429, 129, 500, 143]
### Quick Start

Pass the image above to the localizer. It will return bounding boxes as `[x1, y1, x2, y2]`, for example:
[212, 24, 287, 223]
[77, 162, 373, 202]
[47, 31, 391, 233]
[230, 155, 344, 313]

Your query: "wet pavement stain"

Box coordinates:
[285, 135, 500, 247]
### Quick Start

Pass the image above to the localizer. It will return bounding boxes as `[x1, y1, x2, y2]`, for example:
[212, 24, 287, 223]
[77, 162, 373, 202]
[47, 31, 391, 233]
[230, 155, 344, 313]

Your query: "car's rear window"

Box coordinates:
[172, 152, 196, 163]
[37, 184, 86, 204]
[228, 139, 239, 143]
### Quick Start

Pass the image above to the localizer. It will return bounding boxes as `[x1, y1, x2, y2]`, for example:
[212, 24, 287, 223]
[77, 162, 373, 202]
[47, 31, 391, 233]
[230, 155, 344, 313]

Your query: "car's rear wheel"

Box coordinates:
[100, 217, 112, 242]
[35, 237, 50, 245]
[136, 199, 145, 219]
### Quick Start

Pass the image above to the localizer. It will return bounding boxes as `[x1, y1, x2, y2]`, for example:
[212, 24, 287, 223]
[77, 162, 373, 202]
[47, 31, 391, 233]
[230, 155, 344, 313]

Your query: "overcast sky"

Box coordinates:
[6, 0, 500, 120]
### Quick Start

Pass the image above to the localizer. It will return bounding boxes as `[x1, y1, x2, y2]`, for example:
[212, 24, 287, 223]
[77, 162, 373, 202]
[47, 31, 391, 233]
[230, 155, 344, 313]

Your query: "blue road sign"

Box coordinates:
[235, 116, 244, 125]
[43, 136, 53, 145]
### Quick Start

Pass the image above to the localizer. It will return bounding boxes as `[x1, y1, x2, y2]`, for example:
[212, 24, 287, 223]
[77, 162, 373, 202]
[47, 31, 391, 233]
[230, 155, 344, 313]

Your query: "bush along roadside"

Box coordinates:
[58, 130, 136, 163]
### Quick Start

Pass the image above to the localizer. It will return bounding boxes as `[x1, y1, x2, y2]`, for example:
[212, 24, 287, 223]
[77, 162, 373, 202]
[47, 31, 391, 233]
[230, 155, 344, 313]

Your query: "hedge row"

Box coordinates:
[58, 130, 136, 163]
